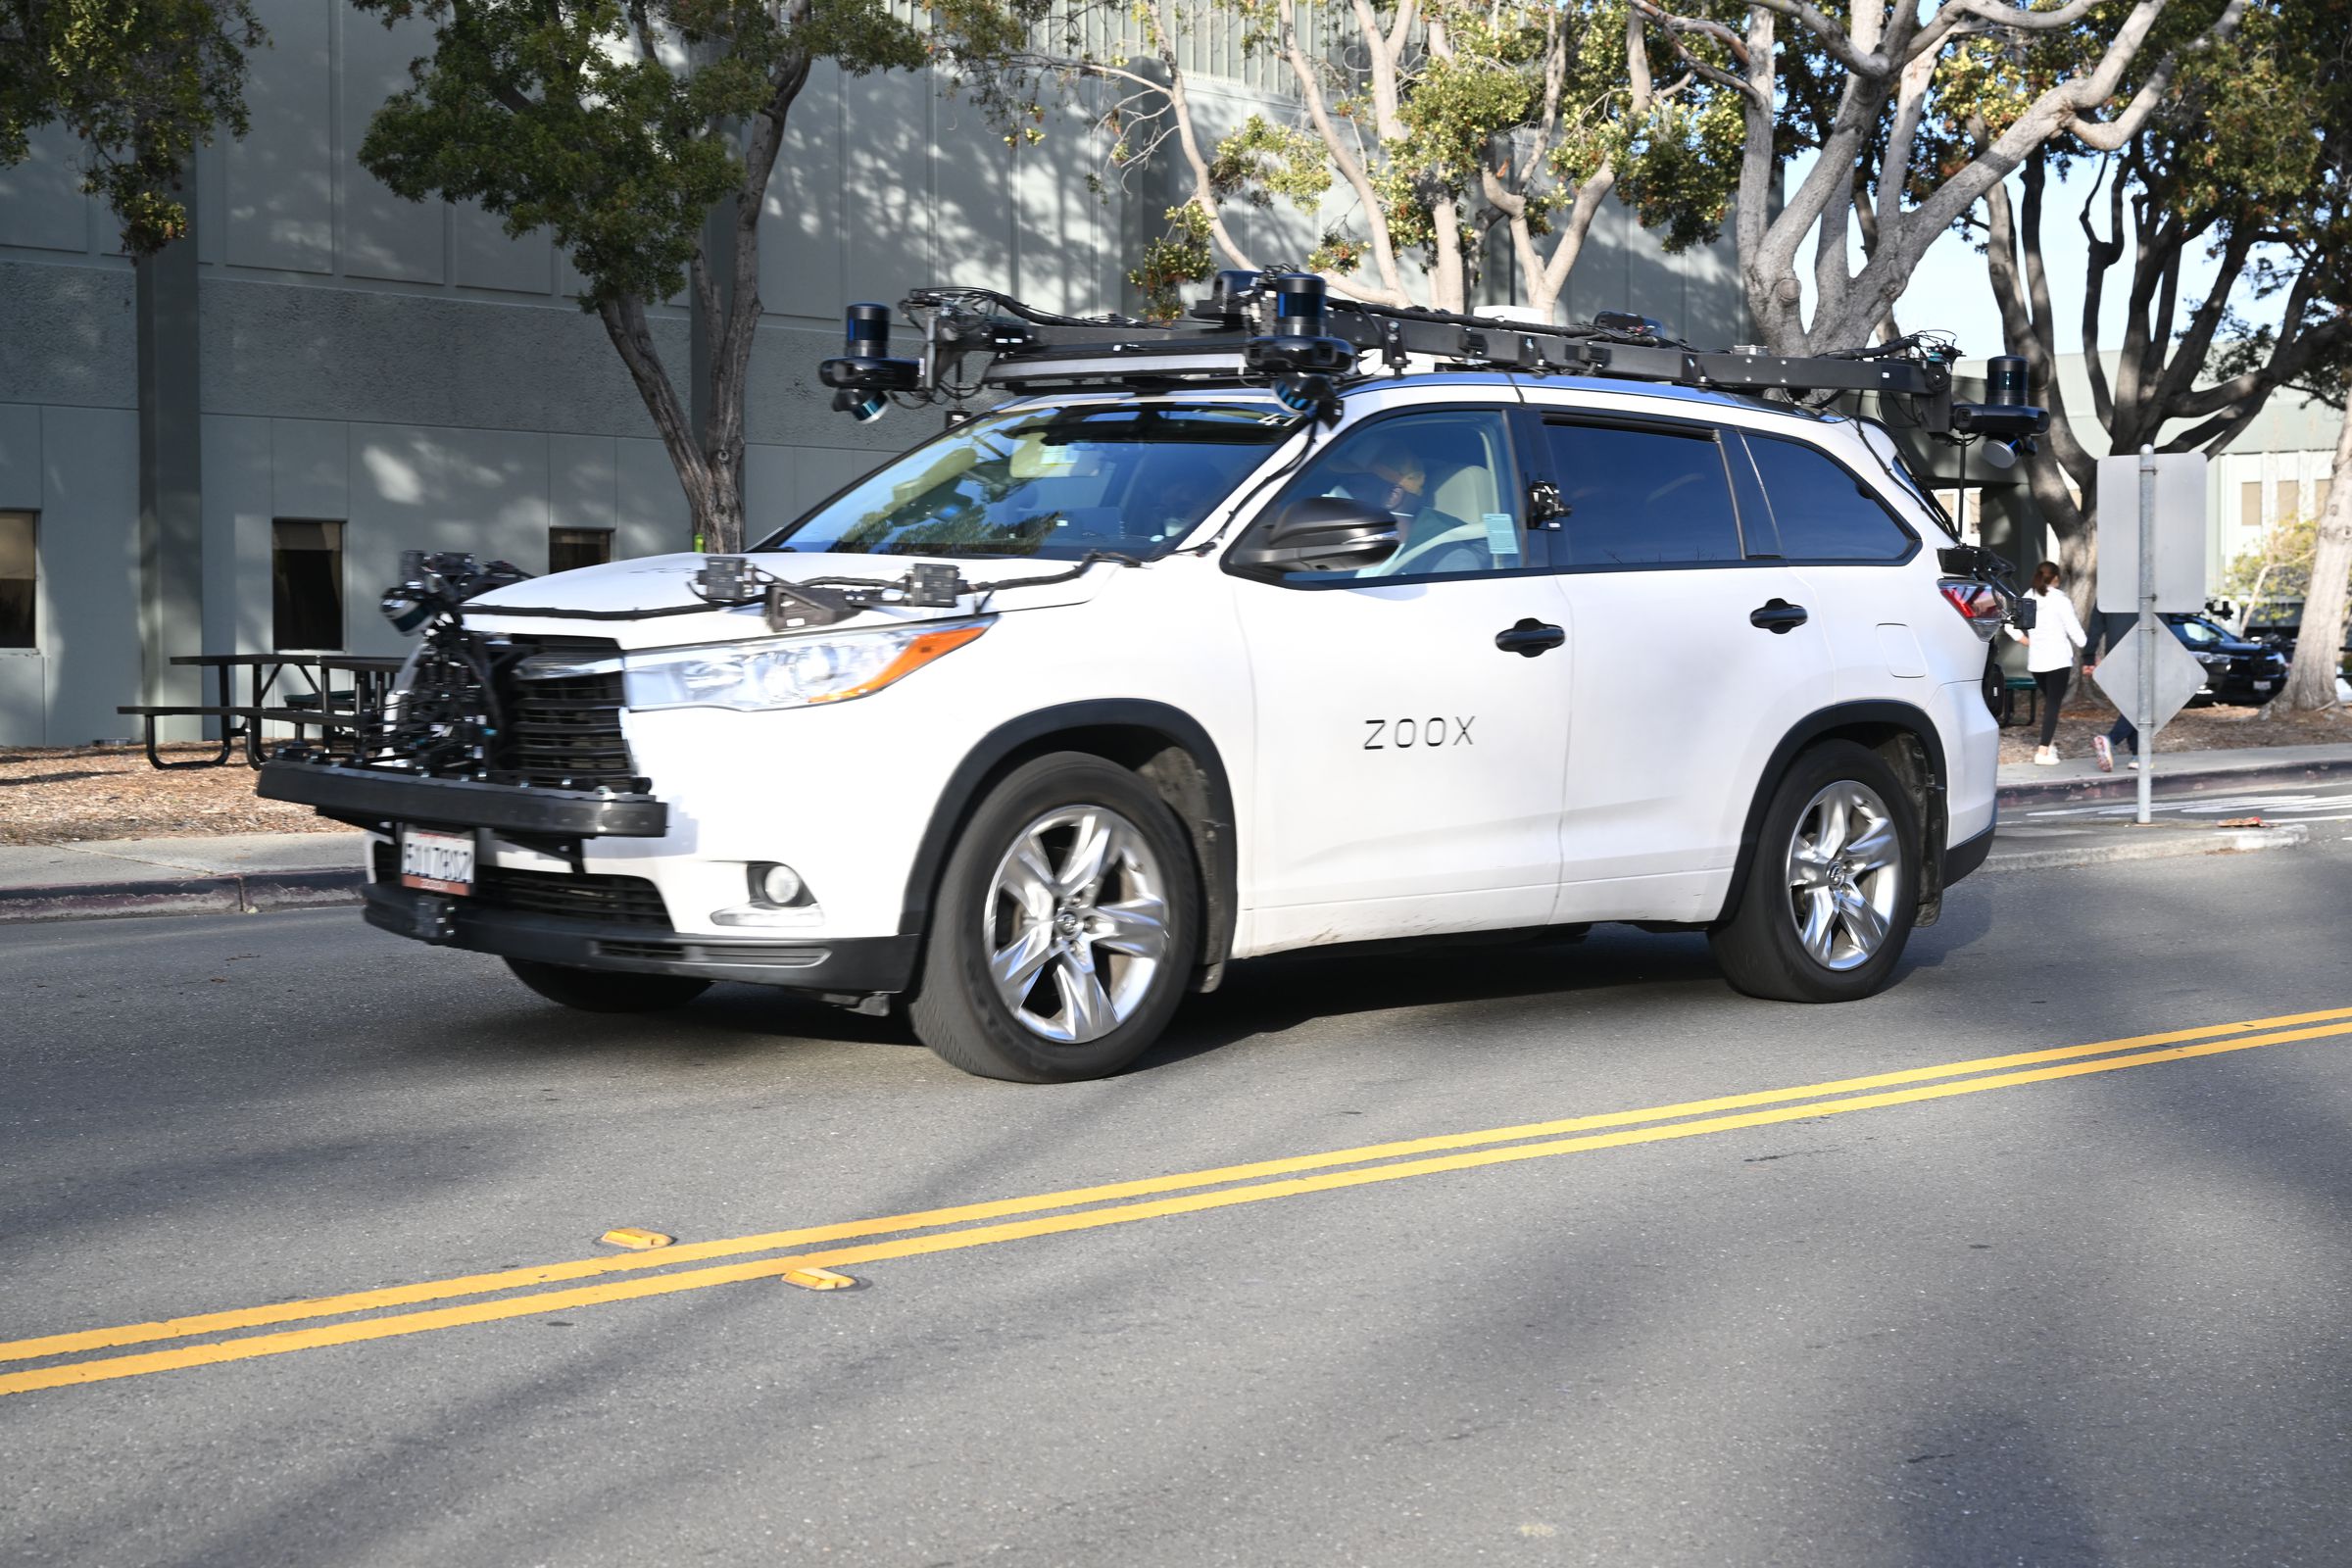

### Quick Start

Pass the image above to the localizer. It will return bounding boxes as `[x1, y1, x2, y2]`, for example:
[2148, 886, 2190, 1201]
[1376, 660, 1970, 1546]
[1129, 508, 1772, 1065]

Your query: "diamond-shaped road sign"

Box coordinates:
[2091, 622, 2209, 736]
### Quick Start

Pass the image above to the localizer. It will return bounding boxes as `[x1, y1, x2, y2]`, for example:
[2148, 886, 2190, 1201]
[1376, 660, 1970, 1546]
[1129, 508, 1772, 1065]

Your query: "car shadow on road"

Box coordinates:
[615, 923, 1742, 1073]
[420, 871, 2004, 1079]
[591, 906, 1985, 1076]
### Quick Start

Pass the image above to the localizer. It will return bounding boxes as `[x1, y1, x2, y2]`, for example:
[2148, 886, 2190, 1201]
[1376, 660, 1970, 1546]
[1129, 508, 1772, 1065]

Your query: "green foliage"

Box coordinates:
[1613, 94, 1741, 253]
[355, 0, 949, 310]
[1020, 0, 1741, 310]
[1208, 114, 1327, 209]
[0, 0, 263, 253]
[1129, 202, 1210, 318]
[2223, 512, 2348, 607]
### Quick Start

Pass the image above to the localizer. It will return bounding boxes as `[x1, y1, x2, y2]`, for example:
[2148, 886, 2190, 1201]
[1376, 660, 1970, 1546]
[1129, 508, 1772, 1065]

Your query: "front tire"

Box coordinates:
[909, 753, 1200, 1082]
[504, 957, 711, 1013]
[1709, 740, 1919, 1004]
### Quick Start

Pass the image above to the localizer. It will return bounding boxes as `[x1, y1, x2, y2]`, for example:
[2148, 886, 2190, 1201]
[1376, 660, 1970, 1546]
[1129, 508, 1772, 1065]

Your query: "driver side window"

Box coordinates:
[1269, 411, 1530, 582]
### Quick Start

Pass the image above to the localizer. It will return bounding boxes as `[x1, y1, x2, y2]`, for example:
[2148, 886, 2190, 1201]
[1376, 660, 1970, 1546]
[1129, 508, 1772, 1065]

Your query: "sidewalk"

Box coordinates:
[1995, 741, 2352, 807]
[0, 831, 367, 923]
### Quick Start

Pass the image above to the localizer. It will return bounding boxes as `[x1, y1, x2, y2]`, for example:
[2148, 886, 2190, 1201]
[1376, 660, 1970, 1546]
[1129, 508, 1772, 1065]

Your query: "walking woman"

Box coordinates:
[2010, 561, 2088, 764]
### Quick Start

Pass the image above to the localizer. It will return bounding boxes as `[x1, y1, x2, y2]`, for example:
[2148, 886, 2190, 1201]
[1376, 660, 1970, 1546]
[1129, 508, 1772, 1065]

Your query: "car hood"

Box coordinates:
[459, 551, 1121, 648]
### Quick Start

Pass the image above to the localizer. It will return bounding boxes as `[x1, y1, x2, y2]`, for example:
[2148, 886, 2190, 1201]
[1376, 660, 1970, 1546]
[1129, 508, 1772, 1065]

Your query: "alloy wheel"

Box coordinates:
[984, 805, 1172, 1044]
[1784, 780, 1903, 972]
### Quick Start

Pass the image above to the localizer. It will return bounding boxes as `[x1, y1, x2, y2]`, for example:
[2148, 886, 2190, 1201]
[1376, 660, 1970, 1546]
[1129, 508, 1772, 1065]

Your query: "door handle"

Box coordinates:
[1495, 618, 1566, 658]
[1749, 599, 1808, 634]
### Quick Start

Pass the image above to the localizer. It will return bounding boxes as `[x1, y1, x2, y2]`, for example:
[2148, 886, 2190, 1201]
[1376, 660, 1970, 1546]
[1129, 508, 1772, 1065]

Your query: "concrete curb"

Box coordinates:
[1997, 755, 2352, 808]
[1984, 821, 2311, 872]
[0, 869, 363, 924]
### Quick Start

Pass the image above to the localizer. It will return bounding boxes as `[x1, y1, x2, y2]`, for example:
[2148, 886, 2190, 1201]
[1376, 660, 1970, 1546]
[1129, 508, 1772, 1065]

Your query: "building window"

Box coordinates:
[272, 519, 345, 651]
[550, 526, 614, 574]
[2242, 481, 2264, 530]
[0, 512, 32, 649]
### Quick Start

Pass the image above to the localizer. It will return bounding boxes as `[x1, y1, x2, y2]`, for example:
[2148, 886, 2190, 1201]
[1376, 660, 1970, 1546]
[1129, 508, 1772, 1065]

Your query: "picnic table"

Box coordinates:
[117, 653, 405, 769]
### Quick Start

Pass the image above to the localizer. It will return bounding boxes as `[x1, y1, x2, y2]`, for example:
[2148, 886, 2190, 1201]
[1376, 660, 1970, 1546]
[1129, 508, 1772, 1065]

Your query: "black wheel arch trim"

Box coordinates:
[899, 700, 1240, 990]
[1941, 819, 1995, 885]
[1716, 700, 1957, 927]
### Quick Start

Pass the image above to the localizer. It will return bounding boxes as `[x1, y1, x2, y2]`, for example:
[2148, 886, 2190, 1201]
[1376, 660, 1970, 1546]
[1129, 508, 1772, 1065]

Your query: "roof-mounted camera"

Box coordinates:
[818, 303, 922, 422]
[1947, 355, 2050, 469]
[1242, 273, 1353, 417]
[1191, 269, 1264, 323]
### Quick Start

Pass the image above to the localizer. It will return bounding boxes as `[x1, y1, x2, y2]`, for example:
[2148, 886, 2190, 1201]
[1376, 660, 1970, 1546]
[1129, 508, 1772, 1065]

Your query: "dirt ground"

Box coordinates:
[0, 744, 345, 845]
[1996, 689, 2352, 764]
[5, 698, 2348, 844]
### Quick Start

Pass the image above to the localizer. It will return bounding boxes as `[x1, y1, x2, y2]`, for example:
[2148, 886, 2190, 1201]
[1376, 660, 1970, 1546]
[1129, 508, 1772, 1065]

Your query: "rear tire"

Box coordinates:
[504, 957, 711, 1013]
[908, 753, 1200, 1083]
[1709, 740, 1919, 1004]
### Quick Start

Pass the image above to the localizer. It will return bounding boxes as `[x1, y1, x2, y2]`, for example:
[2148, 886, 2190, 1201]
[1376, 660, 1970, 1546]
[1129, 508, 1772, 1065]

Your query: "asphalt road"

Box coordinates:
[6, 828, 2352, 1566]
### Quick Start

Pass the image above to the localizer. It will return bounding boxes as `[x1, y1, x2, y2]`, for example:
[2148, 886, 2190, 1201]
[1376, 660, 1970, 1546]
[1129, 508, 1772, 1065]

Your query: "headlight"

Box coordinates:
[622, 618, 991, 712]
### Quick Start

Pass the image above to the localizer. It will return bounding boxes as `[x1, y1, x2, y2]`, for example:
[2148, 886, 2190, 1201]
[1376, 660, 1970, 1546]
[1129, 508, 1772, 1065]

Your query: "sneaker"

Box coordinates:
[2092, 736, 2113, 772]
[2126, 759, 2141, 771]
[2034, 746, 2060, 765]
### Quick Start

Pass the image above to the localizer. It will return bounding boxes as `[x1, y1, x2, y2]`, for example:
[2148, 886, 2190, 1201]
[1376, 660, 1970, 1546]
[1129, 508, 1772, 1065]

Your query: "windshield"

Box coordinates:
[758, 403, 1296, 561]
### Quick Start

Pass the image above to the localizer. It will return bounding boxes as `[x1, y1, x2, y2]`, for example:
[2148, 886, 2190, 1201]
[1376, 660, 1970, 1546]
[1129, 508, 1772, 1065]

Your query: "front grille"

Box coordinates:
[377, 630, 642, 791]
[371, 842, 669, 925]
[505, 653, 636, 790]
[479, 865, 669, 924]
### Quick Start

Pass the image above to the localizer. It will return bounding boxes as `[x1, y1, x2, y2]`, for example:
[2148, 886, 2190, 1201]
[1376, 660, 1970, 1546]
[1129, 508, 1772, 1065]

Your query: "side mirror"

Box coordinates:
[1228, 495, 1400, 579]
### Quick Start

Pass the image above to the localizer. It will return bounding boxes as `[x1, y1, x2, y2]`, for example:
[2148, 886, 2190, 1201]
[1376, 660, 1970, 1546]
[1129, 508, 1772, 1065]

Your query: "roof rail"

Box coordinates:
[816, 270, 2047, 448]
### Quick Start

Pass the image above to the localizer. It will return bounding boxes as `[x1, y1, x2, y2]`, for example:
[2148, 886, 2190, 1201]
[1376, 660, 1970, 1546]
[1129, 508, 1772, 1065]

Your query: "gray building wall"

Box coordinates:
[0, 0, 1740, 747]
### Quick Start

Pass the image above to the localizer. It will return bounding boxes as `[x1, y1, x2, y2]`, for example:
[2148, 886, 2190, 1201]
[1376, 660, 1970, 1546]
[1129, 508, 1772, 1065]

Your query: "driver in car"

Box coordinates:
[1314, 433, 1487, 576]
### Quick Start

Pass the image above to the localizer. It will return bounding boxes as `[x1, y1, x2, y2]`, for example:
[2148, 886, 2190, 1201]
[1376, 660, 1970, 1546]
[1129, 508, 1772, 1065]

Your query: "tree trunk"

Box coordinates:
[2281, 399, 2352, 710]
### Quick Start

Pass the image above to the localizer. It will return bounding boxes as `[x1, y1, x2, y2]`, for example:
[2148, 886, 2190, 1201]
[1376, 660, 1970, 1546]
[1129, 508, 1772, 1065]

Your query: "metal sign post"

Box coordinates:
[2137, 446, 2157, 825]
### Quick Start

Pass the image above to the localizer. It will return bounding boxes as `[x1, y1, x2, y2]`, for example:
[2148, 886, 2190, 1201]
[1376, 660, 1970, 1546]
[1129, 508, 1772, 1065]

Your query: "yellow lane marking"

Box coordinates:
[5, 1012, 2351, 1398]
[7, 1003, 2352, 1369]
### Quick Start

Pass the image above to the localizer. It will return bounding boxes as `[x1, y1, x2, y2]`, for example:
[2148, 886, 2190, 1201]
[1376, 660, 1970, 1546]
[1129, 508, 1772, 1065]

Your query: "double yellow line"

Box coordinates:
[9, 1003, 2352, 1399]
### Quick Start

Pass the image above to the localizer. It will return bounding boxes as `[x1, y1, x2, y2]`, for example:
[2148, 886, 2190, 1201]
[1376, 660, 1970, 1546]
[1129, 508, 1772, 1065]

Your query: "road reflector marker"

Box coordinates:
[2217, 816, 2266, 828]
[599, 1228, 674, 1250]
[782, 1267, 858, 1291]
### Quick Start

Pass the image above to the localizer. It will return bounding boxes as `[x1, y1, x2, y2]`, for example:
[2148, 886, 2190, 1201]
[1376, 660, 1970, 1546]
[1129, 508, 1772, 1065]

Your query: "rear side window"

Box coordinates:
[1744, 435, 1914, 562]
[1542, 422, 1742, 567]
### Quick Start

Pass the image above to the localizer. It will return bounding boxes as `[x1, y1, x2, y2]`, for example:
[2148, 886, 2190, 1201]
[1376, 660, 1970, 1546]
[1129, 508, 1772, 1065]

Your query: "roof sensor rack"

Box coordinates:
[816, 270, 2047, 442]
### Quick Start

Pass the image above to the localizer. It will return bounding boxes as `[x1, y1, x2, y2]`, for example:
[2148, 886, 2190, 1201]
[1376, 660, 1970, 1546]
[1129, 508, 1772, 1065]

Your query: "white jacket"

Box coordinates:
[2008, 587, 2087, 673]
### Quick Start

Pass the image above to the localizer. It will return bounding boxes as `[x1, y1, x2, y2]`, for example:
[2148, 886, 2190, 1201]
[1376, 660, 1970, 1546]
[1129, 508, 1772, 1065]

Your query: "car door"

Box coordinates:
[1735, 427, 1939, 703]
[1528, 410, 1835, 923]
[1226, 404, 1577, 954]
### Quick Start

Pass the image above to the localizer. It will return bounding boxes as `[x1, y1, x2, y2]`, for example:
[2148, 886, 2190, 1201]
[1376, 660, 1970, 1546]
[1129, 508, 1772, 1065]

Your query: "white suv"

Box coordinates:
[264, 280, 2017, 1082]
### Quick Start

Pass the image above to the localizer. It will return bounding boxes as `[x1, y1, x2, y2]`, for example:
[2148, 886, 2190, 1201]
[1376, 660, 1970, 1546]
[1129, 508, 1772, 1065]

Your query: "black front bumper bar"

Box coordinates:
[363, 882, 921, 993]
[259, 760, 668, 838]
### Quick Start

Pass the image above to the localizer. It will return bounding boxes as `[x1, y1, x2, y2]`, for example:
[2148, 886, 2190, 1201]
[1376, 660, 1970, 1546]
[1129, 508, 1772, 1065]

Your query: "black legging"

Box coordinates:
[2034, 668, 2070, 747]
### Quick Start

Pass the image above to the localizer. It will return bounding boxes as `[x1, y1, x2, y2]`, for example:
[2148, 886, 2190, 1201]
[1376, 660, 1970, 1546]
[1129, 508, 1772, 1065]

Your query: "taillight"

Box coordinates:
[1938, 579, 2005, 642]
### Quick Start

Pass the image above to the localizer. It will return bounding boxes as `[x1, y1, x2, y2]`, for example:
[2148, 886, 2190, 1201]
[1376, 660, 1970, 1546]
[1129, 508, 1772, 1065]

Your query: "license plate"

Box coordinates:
[2255, 680, 2275, 691]
[399, 826, 474, 896]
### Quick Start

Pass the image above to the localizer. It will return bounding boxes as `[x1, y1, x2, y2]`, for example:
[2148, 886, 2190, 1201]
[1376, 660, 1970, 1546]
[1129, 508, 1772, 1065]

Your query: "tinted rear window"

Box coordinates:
[1543, 422, 1742, 566]
[1745, 435, 1914, 562]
